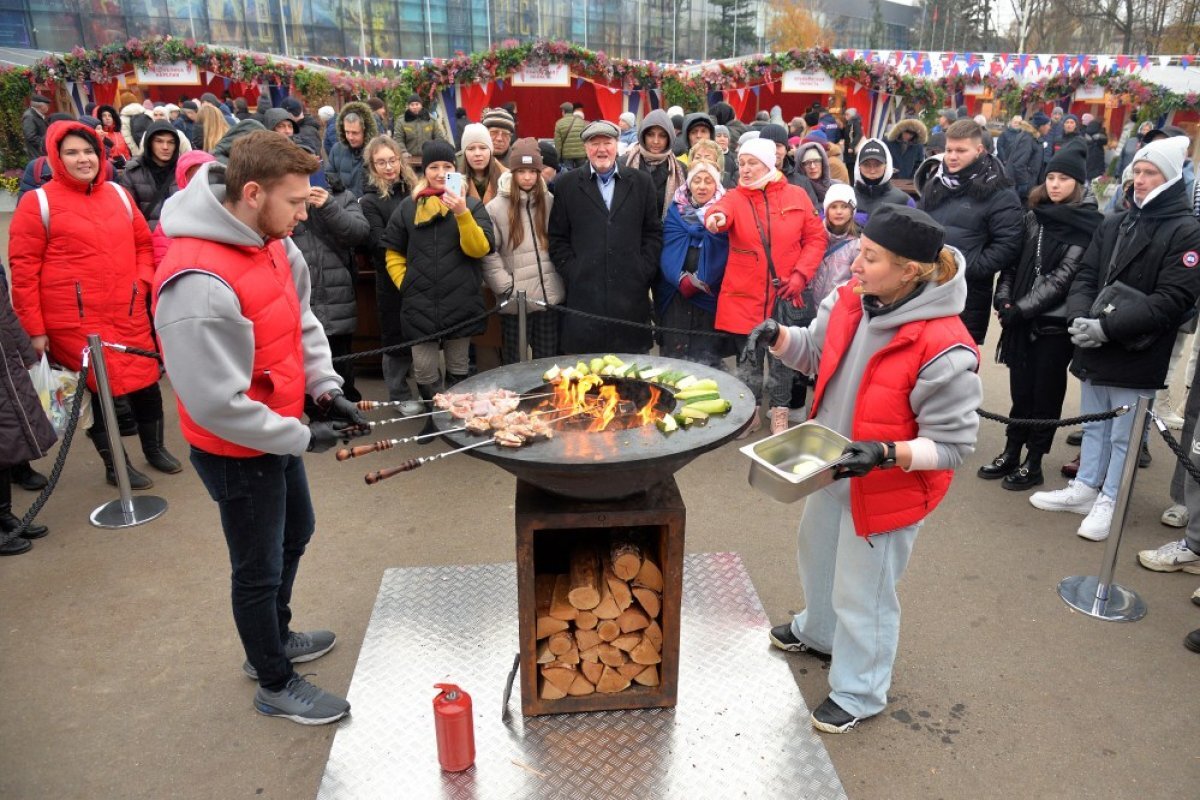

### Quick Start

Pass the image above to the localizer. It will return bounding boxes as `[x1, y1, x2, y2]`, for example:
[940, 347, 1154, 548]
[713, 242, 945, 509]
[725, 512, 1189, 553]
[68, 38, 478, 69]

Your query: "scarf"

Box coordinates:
[922, 153, 1008, 210]
[625, 144, 686, 218]
[672, 180, 726, 224]
[414, 187, 450, 225]
[936, 155, 987, 191]
[741, 168, 782, 192]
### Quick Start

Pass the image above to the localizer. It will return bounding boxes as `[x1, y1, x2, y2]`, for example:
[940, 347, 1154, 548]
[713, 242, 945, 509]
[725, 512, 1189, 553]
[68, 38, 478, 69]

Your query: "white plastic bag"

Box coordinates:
[28, 354, 89, 435]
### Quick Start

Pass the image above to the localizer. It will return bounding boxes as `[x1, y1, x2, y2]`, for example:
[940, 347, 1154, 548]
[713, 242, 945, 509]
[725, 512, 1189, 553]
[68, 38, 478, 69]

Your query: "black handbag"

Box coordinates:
[1089, 280, 1157, 351]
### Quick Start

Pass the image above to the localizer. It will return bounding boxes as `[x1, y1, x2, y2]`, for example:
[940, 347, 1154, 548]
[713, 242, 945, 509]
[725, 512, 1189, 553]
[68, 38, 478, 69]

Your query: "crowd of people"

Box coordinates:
[3, 85, 1200, 730]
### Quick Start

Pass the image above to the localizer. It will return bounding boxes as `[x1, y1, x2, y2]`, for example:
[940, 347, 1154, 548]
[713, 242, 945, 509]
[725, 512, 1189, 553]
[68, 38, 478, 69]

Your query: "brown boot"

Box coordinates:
[1061, 454, 1080, 479]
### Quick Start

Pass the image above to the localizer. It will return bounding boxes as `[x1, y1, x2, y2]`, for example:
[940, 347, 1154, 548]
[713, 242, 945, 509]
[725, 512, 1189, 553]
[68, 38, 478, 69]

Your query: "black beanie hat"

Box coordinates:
[863, 204, 945, 263]
[758, 124, 789, 147]
[421, 139, 457, 169]
[1045, 140, 1088, 184]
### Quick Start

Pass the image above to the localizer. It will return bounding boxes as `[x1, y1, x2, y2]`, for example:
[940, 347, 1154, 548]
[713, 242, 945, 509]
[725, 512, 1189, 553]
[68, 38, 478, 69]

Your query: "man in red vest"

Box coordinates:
[153, 131, 367, 725]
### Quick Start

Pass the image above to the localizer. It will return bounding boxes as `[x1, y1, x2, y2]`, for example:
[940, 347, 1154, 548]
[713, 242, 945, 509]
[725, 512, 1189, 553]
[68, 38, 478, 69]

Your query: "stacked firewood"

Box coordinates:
[535, 539, 664, 698]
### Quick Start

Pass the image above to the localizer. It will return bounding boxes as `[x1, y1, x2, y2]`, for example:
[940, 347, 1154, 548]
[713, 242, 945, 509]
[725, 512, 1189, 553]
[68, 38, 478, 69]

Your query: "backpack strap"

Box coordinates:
[35, 187, 49, 236]
[108, 182, 133, 221]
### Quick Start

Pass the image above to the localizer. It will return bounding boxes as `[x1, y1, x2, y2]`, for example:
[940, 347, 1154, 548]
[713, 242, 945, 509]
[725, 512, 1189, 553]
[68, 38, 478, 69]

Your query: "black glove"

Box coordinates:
[315, 388, 369, 428]
[833, 441, 892, 479]
[740, 319, 781, 367]
[306, 421, 345, 453]
[997, 304, 1020, 327]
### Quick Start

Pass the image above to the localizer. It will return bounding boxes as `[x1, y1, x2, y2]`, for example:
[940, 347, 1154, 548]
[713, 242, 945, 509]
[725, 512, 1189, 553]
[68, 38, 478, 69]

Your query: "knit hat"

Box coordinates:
[619, 112, 636, 128]
[687, 159, 722, 188]
[460, 122, 493, 153]
[863, 204, 945, 263]
[857, 139, 888, 164]
[318, 105, 335, 121]
[538, 140, 560, 171]
[667, 105, 684, 118]
[803, 129, 829, 147]
[422, 139, 458, 168]
[78, 114, 101, 129]
[201, 92, 221, 106]
[714, 124, 729, 139]
[508, 137, 543, 171]
[1045, 141, 1088, 183]
[956, 105, 969, 119]
[823, 182, 857, 211]
[481, 107, 516, 135]
[181, 101, 199, 112]
[737, 137, 776, 170]
[1131, 136, 1190, 183]
[736, 130, 760, 146]
[758, 124, 789, 147]
[580, 120, 619, 141]
[1029, 111, 1050, 127]
[407, 93, 421, 104]
[164, 103, 179, 113]
[281, 97, 303, 116]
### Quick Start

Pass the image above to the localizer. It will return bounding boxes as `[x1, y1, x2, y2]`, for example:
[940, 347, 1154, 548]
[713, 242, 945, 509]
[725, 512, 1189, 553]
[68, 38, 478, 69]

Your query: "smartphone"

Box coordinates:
[444, 171, 463, 196]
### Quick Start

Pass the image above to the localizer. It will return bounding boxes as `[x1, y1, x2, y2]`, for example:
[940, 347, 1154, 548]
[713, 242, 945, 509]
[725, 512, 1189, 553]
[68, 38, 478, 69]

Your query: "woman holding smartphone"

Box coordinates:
[379, 140, 495, 439]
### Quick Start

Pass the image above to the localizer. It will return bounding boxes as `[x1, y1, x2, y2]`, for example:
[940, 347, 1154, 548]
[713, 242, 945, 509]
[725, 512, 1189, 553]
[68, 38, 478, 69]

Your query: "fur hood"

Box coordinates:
[1012, 120, 1039, 137]
[336, 101, 379, 149]
[887, 118, 929, 145]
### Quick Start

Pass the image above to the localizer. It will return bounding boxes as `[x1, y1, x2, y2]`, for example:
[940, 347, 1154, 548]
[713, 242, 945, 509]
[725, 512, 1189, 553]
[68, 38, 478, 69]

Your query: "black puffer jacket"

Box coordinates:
[0, 269, 57, 470]
[289, 187, 371, 336]
[360, 179, 412, 347]
[919, 153, 1025, 343]
[117, 120, 182, 226]
[378, 196, 495, 340]
[1082, 120, 1108, 181]
[996, 122, 1042, 200]
[1066, 180, 1200, 390]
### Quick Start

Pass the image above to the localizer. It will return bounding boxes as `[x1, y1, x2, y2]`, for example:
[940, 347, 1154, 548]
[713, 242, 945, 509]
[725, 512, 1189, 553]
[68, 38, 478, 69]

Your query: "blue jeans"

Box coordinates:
[1076, 381, 1146, 500]
[790, 486, 920, 719]
[190, 448, 316, 691]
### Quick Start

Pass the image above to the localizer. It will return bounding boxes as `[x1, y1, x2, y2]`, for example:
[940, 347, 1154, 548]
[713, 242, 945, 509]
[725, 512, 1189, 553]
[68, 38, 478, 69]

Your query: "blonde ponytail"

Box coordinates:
[911, 247, 958, 286]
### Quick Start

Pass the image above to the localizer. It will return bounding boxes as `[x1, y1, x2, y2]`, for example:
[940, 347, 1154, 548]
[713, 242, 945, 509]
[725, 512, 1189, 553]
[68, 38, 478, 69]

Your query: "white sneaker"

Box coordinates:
[1030, 480, 1099, 515]
[1161, 503, 1189, 528]
[1077, 494, 1116, 541]
[1137, 539, 1200, 573]
[1157, 407, 1185, 429]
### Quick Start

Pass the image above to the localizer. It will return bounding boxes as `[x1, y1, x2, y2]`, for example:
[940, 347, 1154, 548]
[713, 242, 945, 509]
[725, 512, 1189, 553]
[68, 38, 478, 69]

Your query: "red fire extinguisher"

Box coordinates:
[433, 683, 475, 772]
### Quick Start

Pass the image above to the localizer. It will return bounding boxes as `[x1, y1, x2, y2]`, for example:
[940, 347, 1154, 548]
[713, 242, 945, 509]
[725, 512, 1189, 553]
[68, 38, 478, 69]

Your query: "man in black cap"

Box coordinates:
[394, 92, 446, 159]
[853, 137, 915, 219]
[553, 101, 587, 170]
[281, 97, 323, 156]
[174, 100, 198, 147]
[22, 94, 50, 159]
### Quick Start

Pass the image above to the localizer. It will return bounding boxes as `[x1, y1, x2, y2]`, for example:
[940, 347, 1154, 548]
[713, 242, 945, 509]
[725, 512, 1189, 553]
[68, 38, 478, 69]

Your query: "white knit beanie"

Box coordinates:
[1132, 136, 1189, 183]
[823, 182, 857, 211]
[460, 122, 493, 154]
[619, 112, 636, 128]
[737, 137, 777, 170]
[687, 159, 722, 187]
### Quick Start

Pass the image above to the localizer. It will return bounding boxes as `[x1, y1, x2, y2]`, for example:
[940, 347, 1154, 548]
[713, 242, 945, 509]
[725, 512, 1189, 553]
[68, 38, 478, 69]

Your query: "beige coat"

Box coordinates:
[482, 172, 565, 314]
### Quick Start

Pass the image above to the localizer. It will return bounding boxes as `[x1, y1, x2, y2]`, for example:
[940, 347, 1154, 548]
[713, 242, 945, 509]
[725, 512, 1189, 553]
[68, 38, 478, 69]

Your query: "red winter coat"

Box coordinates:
[9, 120, 158, 395]
[709, 175, 827, 335]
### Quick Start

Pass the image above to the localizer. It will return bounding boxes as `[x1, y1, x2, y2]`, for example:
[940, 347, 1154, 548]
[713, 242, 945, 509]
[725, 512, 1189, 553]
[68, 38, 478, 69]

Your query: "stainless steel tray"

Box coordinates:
[740, 421, 851, 503]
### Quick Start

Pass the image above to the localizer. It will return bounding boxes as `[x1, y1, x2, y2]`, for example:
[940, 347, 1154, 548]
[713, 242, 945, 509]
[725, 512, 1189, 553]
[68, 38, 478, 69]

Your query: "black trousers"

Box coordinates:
[1005, 332, 1075, 454]
[327, 334, 359, 401]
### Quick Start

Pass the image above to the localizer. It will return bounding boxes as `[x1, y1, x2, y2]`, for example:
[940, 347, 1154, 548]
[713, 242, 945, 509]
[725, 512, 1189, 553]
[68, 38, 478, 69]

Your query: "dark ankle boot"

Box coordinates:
[137, 418, 183, 474]
[416, 384, 440, 443]
[11, 461, 47, 491]
[115, 395, 138, 436]
[90, 430, 154, 490]
[978, 442, 1022, 479]
[1002, 452, 1044, 491]
[445, 373, 469, 388]
[0, 472, 47, 539]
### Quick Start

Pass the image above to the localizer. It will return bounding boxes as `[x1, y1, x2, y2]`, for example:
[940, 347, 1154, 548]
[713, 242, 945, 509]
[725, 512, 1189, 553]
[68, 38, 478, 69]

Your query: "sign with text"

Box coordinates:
[134, 61, 201, 86]
[781, 70, 835, 94]
[1073, 84, 1105, 101]
[512, 63, 570, 87]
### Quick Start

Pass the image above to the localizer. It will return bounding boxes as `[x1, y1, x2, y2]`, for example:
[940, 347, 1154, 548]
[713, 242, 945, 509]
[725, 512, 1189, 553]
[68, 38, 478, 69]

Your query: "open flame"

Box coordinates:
[538, 376, 663, 432]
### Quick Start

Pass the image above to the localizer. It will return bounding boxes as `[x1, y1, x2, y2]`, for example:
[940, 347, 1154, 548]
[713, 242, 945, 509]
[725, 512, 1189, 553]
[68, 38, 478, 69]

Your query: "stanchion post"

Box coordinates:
[517, 290, 529, 363]
[1057, 394, 1151, 621]
[87, 334, 168, 529]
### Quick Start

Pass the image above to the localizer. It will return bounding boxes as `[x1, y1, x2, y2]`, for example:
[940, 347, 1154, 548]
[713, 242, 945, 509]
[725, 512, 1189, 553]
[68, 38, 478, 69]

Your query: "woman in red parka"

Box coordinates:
[706, 136, 827, 437]
[9, 120, 180, 489]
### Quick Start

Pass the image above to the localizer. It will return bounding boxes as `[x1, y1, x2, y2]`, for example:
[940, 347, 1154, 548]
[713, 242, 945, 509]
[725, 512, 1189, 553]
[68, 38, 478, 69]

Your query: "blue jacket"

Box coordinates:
[656, 203, 729, 316]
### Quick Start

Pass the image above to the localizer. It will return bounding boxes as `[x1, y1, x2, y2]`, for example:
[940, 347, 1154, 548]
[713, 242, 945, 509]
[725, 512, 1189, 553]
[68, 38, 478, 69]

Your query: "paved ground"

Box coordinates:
[3, 215, 1198, 799]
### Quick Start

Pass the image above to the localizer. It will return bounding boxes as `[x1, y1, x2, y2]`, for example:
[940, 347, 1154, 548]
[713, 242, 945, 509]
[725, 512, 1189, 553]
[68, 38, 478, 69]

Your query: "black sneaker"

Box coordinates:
[811, 696, 864, 734]
[768, 624, 831, 659]
[1138, 442, 1151, 468]
[254, 674, 350, 725]
[244, 630, 336, 680]
[1186, 629, 1200, 653]
[1066, 430, 1083, 446]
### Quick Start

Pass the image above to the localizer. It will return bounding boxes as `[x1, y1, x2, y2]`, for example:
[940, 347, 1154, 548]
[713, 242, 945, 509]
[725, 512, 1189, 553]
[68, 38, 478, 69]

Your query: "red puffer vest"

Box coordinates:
[810, 282, 978, 537]
[153, 237, 306, 457]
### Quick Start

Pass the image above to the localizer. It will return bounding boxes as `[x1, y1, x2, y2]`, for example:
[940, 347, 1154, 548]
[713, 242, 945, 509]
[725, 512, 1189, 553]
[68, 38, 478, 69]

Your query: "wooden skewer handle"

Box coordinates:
[336, 439, 398, 461]
[364, 459, 422, 485]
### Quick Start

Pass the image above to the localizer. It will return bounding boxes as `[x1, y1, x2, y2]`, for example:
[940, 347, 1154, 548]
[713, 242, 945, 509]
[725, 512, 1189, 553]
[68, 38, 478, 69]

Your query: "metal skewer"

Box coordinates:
[365, 439, 498, 484]
[358, 391, 554, 411]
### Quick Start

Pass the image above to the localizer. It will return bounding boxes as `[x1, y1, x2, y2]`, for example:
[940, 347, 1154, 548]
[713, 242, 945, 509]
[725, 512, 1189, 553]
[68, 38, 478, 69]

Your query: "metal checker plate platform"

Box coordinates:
[317, 553, 847, 800]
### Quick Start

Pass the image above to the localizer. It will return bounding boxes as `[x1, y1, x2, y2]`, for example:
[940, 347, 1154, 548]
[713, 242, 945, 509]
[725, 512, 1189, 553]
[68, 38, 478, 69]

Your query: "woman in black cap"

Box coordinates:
[741, 204, 982, 735]
[984, 142, 1103, 489]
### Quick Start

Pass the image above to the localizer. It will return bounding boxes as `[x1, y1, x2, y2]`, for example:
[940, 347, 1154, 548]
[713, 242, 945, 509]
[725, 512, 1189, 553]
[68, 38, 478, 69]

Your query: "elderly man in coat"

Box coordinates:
[548, 120, 663, 355]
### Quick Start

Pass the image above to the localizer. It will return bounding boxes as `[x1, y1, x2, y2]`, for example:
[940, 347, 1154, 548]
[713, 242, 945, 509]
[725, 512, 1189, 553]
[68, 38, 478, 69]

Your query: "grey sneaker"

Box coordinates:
[243, 630, 336, 680]
[254, 674, 349, 725]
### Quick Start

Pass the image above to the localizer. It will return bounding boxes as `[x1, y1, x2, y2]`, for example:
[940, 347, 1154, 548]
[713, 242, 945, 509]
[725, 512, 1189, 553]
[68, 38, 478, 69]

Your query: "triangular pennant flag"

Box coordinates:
[1158, 56, 1171, 67]
[496, 78, 504, 90]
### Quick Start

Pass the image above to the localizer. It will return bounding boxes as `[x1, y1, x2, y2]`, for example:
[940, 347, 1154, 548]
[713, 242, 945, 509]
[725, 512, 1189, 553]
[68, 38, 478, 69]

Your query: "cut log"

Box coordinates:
[575, 610, 598, 630]
[605, 565, 633, 612]
[634, 665, 659, 687]
[567, 545, 602, 610]
[611, 634, 641, 652]
[610, 540, 643, 581]
[579, 645, 600, 663]
[630, 635, 662, 665]
[536, 641, 555, 664]
[567, 674, 595, 696]
[581, 660, 604, 685]
[617, 662, 644, 679]
[548, 631, 573, 656]
[591, 578, 621, 620]
[596, 619, 621, 642]
[557, 646, 580, 665]
[633, 556, 664, 592]
[549, 573, 578, 621]
[536, 573, 569, 639]
[596, 665, 632, 693]
[643, 619, 663, 650]
[632, 587, 661, 620]
[617, 607, 650, 634]
[541, 665, 577, 693]
[541, 678, 567, 700]
[597, 643, 626, 667]
[574, 627, 602, 652]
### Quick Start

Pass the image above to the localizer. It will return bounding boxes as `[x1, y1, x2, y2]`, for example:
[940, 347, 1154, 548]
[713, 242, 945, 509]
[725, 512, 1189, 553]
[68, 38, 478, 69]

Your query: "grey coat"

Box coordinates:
[289, 189, 371, 336]
[0, 270, 57, 470]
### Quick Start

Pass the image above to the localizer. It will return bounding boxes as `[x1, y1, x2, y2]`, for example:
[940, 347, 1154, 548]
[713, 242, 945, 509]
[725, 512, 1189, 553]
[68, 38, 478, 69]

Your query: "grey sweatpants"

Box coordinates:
[1184, 397, 1200, 555]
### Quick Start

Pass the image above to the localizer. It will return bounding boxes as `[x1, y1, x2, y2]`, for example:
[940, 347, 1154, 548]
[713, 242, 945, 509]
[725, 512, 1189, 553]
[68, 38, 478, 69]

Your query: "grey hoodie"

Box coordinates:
[772, 248, 981, 505]
[154, 161, 341, 456]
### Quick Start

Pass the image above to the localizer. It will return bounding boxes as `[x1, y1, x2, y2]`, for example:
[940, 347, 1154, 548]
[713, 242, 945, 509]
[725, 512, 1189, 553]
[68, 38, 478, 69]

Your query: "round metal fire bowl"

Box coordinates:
[434, 354, 755, 500]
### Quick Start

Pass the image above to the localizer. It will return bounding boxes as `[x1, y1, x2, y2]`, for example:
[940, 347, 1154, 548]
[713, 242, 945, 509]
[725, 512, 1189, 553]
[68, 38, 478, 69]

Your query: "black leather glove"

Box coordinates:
[833, 441, 893, 479]
[306, 421, 344, 453]
[315, 388, 369, 428]
[997, 304, 1020, 327]
[740, 319, 781, 367]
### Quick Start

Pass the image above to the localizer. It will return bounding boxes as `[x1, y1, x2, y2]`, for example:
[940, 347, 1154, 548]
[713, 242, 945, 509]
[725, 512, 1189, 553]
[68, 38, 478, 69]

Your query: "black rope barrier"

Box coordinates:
[331, 299, 510, 363]
[537, 300, 732, 338]
[977, 406, 1131, 428]
[1151, 417, 1200, 486]
[102, 342, 162, 361]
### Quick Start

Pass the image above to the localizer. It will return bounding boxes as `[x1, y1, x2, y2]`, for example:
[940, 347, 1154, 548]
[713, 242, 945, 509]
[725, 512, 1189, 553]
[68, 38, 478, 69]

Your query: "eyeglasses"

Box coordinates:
[372, 158, 400, 168]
